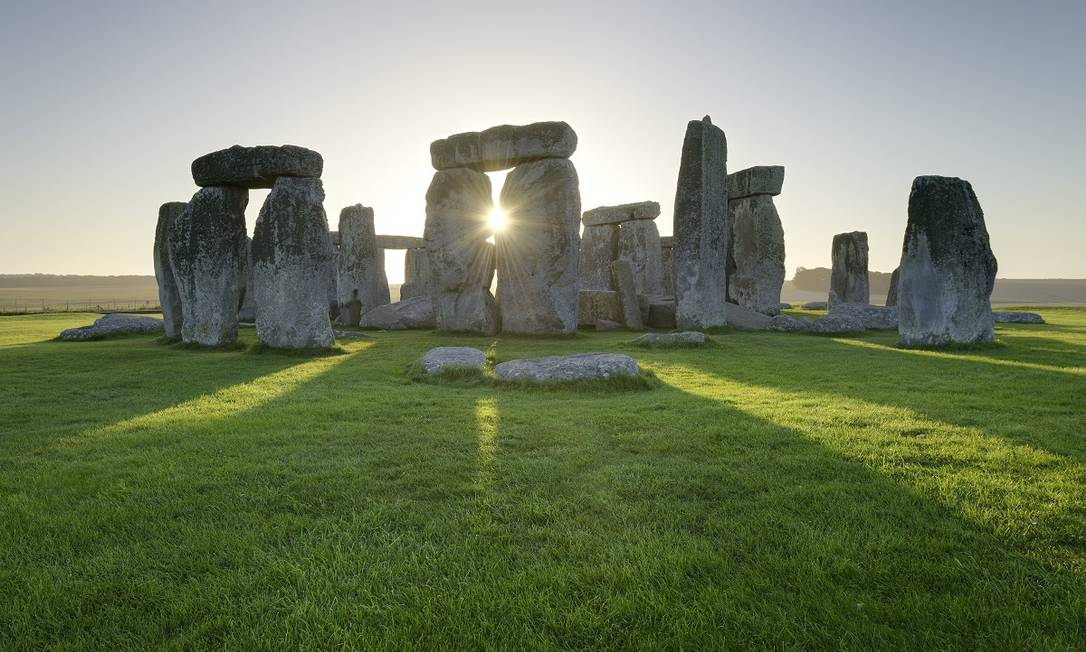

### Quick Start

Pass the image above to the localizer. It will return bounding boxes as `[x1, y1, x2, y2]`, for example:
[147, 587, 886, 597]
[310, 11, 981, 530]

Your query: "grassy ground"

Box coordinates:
[1, 309, 1084, 649]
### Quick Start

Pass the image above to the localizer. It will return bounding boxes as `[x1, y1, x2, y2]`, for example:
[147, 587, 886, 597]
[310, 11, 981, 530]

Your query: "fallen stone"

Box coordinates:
[399, 247, 431, 300]
[829, 302, 899, 330]
[375, 235, 424, 249]
[647, 299, 677, 329]
[336, 205, 390, 325]
[333, 330, 372, 339]
[192, 144, 322, 189]
[802, 301, 828, 310]
[430, 121, 577, 172]
[611, 259, 644, 330]
[494, 353, 639, 382]
[768, 314, 808, 332]
[830, 231, 870, 306]
[579, 224, 620, 291]
[421, 346, 486, 375]
[727, 194, 785, 315]
[993, 311, 1045, 324]
[578, 290, 623, 326]
[726, 301, 773, 331]
[727, 165, 785, 200]
[634, 331, 705, 346]
[359, 295, 435, 330]
[779, 303, 792, 310]
[59, 313, 164, 341]
[898, 176, 998, 347]
[809, 314, 866, 335]
[153, 201, 186, 338]
[582, 201, 661, 226]
[618, 219, 664, 296]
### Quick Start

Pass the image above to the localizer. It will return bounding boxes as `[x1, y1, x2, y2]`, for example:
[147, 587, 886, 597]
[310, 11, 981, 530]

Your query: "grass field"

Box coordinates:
[1, 309, 1084, 649]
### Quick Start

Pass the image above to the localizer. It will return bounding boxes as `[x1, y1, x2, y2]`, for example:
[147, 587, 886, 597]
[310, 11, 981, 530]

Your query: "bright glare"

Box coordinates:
[487, 207, 508, 232]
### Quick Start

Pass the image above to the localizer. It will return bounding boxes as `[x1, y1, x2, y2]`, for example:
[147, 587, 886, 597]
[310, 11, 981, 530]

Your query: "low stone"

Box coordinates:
[494, 353, 639, 382]
[726, 302, 772, 331]
[647, 299, 677, 329]
[375, 235, 424, 249]
[359, 295, 435, 330]
[993, 311, 1045, 324]
[828, 302, 898, 330]
[153, 202, 186, 338]
[430, 121, 577, 172]
[830, 231, 870, 306]
[634, 331, 705, 346]
[809, 314, 866, 335]
[336, 205, 390, 325]
[779, 303, 792, 310]
[727, 194, 785, 315]
[192, 144, 322, 189]
[595, 319, 623, 331]
[618, 219, 664, 296]
[582, 201, 661, 226]
[727, 166, 785, 199]
[611, 259, 644, 330]
[768, 314, 808, 332]
[579, 224, 620, 291]
[802, 301, 828, 310]
[419, 346, 487, 375]
[333, 330, 372, 339]
[578, 290, 622, 326]
[59, 313, 164, 341]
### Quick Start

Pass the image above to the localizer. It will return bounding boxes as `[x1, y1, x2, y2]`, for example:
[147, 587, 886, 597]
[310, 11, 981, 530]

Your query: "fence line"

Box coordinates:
[0, 298, 161, 315]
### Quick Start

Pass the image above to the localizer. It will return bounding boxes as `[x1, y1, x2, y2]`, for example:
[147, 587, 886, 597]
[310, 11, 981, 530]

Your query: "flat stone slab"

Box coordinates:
[726, 302, 773, 331]
[359, 296, 435, 330]
[802, 301, 828, 310]
[828, 303, 899, 330]
[993, 311, 1045, 324]
[192, 145, 323, 189]
[582, 201, 661, 226]
[768, 314, 808, 332]
[375, 235, 424, 250]
[494, 353, 639, 383]
[727, 166, 785, 199]
[809, 314, 866, 335]
[333, 330, 373, 339]
[422, 347, 486, 375]
[60, 313, 164, 341]
[430, 121, 577, 172]
[634, 331, 705, 346]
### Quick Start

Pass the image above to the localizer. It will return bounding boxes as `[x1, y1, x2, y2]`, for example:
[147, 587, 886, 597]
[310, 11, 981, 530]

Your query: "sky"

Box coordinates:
[1, 0, 1083, 282]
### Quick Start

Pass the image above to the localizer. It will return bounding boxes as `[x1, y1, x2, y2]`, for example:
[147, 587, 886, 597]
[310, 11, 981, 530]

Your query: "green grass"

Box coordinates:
[1, 308, 1084, 649]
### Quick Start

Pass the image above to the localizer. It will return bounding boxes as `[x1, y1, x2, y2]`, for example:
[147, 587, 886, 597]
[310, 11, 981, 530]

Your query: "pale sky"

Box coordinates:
[2, 0, 1083, 282]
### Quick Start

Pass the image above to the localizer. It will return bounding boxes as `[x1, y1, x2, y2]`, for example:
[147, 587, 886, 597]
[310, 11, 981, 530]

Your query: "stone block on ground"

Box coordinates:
[802, 301, 828, 310]
[647, 299, 677, 329]
[768, 314, 808, 332]
[725, 302, 773, 331]
[192, 144, 322, 189]
[359, 296, 435, 330]
[494, 353, 639, 382]
[60, 313, 164, 341]
[634, 331, 706, 346]
[421, 347, 486, 375]
[430, 121, 577, 172]
[993, 311, 1045, 324]
[828, 302, 899, 330]
[809, 314, 866, 335]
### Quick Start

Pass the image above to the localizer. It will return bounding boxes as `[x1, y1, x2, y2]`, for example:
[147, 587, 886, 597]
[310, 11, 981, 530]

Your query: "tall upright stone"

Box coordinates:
[673, 116, 728, 329]
[153, 201, 187, 338]
[618, 219, 664, 296]
[579, 224, 619, 291]
[898, 176, 997, 347]
[497, 158, 581, 335]
[425, 168, 499, 334]
[830, 231, 869, 306]
[335, 205, 390, 325]
[238, 236, 257, 322]
[251, 177, 335, 349]
[885, 267, 900, 307]
[660, 236, 675, 297]
[168, 186, 248, 346]
[400, 247, 431, 300]
[726, 166, 786, 315]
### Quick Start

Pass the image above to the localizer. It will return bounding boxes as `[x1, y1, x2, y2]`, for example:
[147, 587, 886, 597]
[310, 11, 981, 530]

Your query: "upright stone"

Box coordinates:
[336, 205, 390, 325]
[660, 236, 675, 297]
[611, 259, 644, 330]
[579, 224, 619, 291]
[327, 232, 340, 319]
[830, 231, 869, 306]
[251, 177, 335, 349]
[617, 219, 664, 296]
[425, 168, 499, 334]
[153, 201, 186, 338]
[400, 248, 431, 300]
[497, 158, 581, 335]
[898, 176, 997, 347]
[168, 187, 248, 346]
[673, 116, 729, 329]
[727, 195, 785, 315]
[886, 267, 900, 307]
[238, 236, 257, 322]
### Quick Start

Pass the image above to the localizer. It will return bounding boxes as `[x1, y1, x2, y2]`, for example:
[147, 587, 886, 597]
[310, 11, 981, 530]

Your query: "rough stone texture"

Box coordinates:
[333, 330, 372, 340]
[673, 116, 729, 329]
[153, 201, 186, 338]
[60, 313, 165, 341]
[582, 201, 661, 226]
[579, 224, 619, 291]
[399, 248, 431, 300]
[578, 290, 623, 326]
[634, 331, 705, 346]
[251, 177, 336, 349]
[727, 166, 785, 199]
[494, 353, 639, 382]
[780, 303, 793, 310]
[497, 158, 580, 335]
[238, 236, 257, 323]
[647, 299, 677, 329]
[359, 295, 435, 330]
[809, 314, 866, 335]
[376, 235, 424, 249]
[898, 176, 998, 347]
[993, 311, 1045, 324]
[726, 302, 773, 331]
[803, 301, 828, 310]
[192, 144, 322, 189]
[617, 219, 664, 296]
[336, 205, 390, 325]
[421, 346, 487, 375]
[829, 302, 898, 330]
[431, 121, 577, 172]
[611, 259, 644, 330]
[327, 238, 340, 320]
[727, 195, 785, 315]
[768, 314, 808, 332]
[886, 267, 900, 307]
[595, 319, 622, 331]
[830, 231, 870, 306]
[660, 240, 675, 297]
[425, 168, 499, 334]
[168, 186, 248, 346]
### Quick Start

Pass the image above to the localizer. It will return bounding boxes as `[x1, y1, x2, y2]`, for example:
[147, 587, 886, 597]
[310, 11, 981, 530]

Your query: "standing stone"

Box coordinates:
[579, 224, 620, 291]
[617, 219, 664, 296]
[611, 259, 644, 330]
[168, 187, 248, 346]
[497, 158, 581, 335]
[425, 168, 499, 334]
[153, 201, 186, 338]
[673, 116, 729, 329]
[400, 247, 431, 300]
[430, 122, 577, 172]
[660, 236, 675, 297]
[727, 195, 785, 315]
[327, 232, 340, 319]
[898, 176, 997, 347]
[885, 267, 900, 307]
[830, 231, 869, 306]
[251, 177, 336, 349]
[238, 236, 257, 322]
[336, 205, 390, 325]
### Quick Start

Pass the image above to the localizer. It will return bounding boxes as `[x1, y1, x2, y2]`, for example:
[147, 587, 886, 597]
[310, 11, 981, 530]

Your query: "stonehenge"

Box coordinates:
[578, 201, 662, 328]
[192, 145, 323, 189]
[886, 267, 900, 307]
[153, 201, 186, 338]
[400, 247, 431, 300]
[430, 121, 577, 172]
[336, 205, 390, 325]
[726, 166, 786, 315]
[829, 231, 870, 306]
[238, 236, 256, 323]
[660, 236, 675, 297]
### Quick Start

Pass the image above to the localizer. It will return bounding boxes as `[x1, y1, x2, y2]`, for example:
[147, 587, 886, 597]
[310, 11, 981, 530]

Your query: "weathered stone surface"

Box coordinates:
[726, 302, 773, 331]
[830, 231, 869, 306]
[359, 295, 435, 330]
[430, 121, 577, 172]
[579, 224, 619, 291]
[768, 314, 808, 332]
[993, 311, 1045, 324]
[425, 169, 499, 334]
[617, 219, 664, 296]
[399, 247, 431, 300]
[779, 303, 793, 310]
[829, 302, 898, 330]
[673, 116, 729, 329]
[727, 195, 785, 315]
[238, 236, 257, 323]
[647, 299, 677, 329]
[153, 202, 186, 338]
[251, 177, 336, 349]
[60, 313, 164, 341]
[422, 346, 487, 375]
[497, 159, 580, 335]
[376, 235, 424, 249]
[168, 186, 248, 346]
[727, 166, 785, 199]
[578, 290, 622, 326]
[494, 353, 639, 382]
[634, 331, 705, 346]
[192, 145, 322, 189]
[595, 319, 623, 331]
[327, 238, 340, 320]
[582, 201, 661, 226]
[333, 330, 372, 340]
[803, 301, 828, 310]
[660, 239, 675, 297]
[809, 314, 865, 334]
[611, 259, 644, 330]
[329, 230, 341, 247]
[886, 267, 900, 307]
[898, 176, 998, 347]
[336, 205, 390, 325]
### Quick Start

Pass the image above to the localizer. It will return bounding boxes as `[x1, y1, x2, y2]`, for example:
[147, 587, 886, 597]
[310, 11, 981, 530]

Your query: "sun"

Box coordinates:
[487, 207, 508, 232]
